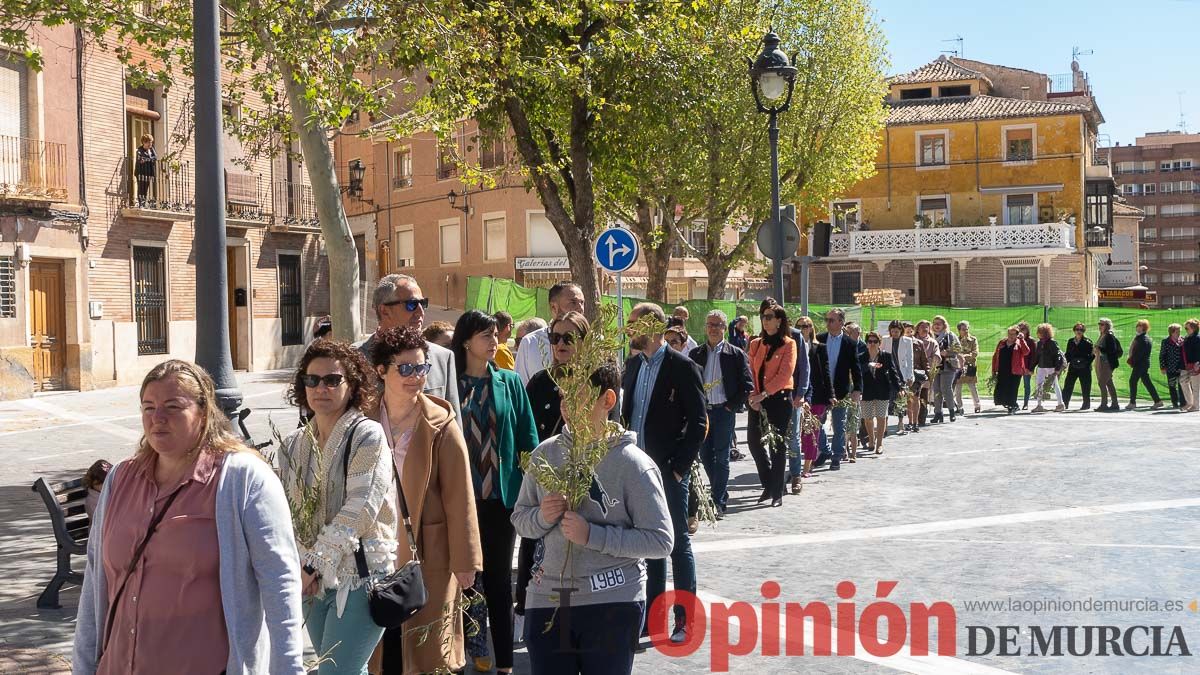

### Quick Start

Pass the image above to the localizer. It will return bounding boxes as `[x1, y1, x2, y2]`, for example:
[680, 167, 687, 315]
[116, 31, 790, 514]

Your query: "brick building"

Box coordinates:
[796, 56, 1117, 307]
[1110, 131, 1200, 308]
[1, 24, 328, 400]
[338, 112, 759, 311]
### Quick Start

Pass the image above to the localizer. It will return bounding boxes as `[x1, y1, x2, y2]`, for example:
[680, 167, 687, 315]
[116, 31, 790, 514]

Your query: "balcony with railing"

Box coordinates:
[120, 156, 195, 218]
[0, 136, 69, 202]
[826, 222, 1076, 259]
[224, 169, 270, 225]
[271, 179, 320, 231]
[1084, 227, 1113, 249]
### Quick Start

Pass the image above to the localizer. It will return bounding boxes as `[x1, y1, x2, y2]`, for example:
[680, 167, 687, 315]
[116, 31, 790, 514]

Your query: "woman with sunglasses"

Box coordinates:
[370, 327, 481, 674]
[451, 310, 539, 674]
[794, 317, 830, 480]
[860, 332, 902, 454]
[1062, 323, 1094, 410]
[747, 304, 797, 507]
[279, 339, 397, 675]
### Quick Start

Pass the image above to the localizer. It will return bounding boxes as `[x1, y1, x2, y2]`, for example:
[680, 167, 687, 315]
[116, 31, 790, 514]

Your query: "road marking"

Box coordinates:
[0, 388, 286, 439]
[693, 589, 1018, 675]
[893, 537, 1200, 551]
[691, 497, 1200, 554]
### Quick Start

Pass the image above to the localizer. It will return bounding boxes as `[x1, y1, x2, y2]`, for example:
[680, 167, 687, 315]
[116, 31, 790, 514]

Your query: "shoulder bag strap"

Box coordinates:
[342, 418, 419, 582]
[102, 483, 186, 654]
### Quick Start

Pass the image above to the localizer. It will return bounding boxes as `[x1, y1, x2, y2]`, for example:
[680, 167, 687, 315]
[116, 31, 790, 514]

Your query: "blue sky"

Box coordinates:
[872, 0, 1200, 145]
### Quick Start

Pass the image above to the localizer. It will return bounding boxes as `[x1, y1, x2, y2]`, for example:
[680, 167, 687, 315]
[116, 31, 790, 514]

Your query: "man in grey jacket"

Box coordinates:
[512, 363, 673, 674]
[357, 274, 461, 420]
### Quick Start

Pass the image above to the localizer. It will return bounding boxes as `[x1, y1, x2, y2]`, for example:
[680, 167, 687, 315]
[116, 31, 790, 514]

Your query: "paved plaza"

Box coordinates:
[0, 372, 1197, 674]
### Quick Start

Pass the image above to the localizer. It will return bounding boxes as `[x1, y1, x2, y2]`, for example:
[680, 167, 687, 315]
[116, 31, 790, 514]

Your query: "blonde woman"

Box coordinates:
[955, 320, 981, 414]
[1032, 323, 1065, 412]
[74, 360, 304, 675]
[1126, 319, 1164, 410]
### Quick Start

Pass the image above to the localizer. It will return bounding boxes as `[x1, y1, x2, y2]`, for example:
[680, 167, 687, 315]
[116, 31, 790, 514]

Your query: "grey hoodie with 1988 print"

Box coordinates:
[511, 426, 673, 609]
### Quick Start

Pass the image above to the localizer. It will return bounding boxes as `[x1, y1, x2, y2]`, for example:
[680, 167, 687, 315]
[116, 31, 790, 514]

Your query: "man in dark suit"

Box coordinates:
[622, 302, 707, 645]
[814, 308, 863, 471]
[688, 309, 753, 519]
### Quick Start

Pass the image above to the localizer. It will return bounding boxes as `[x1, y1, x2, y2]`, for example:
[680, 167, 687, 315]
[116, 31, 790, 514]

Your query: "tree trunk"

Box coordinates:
[706, 262, 731, 300]
[274, 55, 361, 341]
[634, 200, 672, 304]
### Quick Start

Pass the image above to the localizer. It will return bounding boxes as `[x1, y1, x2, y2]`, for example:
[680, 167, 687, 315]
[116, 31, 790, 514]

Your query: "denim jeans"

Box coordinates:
[823, 405, 848, 463]
[699, 406, 736, 511]
[788, 404, 803, 476]
[1022, 373, 1032, 406]
[646, 471, 696, 627]
[304, 587, 384, 675]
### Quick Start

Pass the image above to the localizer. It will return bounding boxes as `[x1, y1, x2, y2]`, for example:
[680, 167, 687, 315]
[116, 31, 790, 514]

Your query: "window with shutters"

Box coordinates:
[1003, 126, 1035, 162]
[436, 141, 457, 180]
[0, 256, 15, 319]
[440, 220, 461, 264]
[527, 212, 568, 256]
[391, 147, 412, 189]
[393, 226, 414, 268]
[1004, 193, 1036, 225]
[480, 137, 506, 170]
[832, 200, 861, 231]
[1005, 267, 1038, 305]
[919, 196, 949, 227]
[484, 215, 506, 261]
[831, 271, 862, 305]
[1, 54, 30, 189]
[132, 246, 168, 355]
[278, 254, 302, 346]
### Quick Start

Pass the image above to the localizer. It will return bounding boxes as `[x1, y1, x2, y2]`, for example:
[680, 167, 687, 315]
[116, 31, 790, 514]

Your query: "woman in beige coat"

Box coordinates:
[369, 327, 482, 674]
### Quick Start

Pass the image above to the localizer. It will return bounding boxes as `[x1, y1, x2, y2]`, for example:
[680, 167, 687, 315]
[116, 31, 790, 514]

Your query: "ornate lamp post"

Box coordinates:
[748, 31, 798, 303]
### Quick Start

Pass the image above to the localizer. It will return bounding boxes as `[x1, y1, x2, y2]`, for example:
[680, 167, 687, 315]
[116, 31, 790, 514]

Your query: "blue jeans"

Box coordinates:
[304, 587, 384, 675]
[788, 404, 803, 476]
[699, 406, 735, 511]
[646, 471, 696, 627]
[1022, 373, 1032, 406]
[820, 405, 848, 463]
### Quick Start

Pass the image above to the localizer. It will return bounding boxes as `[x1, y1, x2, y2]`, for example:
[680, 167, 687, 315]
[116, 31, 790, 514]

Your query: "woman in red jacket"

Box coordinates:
[992, 325, 1031, 414]
[747, 304, 798, 508]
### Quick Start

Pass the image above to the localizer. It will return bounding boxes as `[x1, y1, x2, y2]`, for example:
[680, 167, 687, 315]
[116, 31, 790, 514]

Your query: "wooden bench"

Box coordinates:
[31, 477, 89, 609]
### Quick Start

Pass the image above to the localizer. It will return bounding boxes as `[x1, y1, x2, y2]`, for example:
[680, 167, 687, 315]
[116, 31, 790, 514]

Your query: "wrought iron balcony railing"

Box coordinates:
[0, 135, 68, 202]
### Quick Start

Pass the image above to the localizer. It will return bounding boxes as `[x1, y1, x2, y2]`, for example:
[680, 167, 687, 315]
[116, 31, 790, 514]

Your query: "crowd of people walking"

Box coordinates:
[70, 271, 1200, 675]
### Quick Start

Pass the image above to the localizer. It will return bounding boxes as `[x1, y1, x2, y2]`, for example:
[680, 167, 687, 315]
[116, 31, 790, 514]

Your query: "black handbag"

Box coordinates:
[965, 364, 977, 378]
[342, 419, 427, 628]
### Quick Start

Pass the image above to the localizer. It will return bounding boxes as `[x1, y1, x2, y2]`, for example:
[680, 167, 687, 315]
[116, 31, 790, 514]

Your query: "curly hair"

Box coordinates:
[287, 339, 378, 413]
[369, 327, 429, 370]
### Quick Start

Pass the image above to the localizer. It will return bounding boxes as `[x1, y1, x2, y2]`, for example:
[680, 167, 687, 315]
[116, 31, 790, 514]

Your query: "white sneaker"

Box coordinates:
[670, 624, 688, 644]
[513, 613, 525, 645]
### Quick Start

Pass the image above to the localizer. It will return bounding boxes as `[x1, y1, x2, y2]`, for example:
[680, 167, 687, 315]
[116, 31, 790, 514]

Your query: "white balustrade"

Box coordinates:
[828, 223, 1074, 258]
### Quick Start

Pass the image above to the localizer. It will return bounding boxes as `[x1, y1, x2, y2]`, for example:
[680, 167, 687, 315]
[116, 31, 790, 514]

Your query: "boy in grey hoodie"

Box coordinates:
[511, 363, 674, 674]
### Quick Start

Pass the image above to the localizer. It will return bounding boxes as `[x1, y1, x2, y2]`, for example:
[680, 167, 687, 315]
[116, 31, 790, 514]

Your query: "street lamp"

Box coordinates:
[748, 31, 798, 304]
[346, 159, 366, 196]
[447, 189, 470, 214]
[193, 0, 242, 417]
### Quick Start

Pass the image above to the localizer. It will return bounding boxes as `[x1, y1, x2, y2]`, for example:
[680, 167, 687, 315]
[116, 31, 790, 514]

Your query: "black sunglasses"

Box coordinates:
[391, 362, 432, 377]
[867, 339, 881, 344]
[548, 332, 578, 345]
[383, 297, 429, 312]
[301, 373, 345, 388]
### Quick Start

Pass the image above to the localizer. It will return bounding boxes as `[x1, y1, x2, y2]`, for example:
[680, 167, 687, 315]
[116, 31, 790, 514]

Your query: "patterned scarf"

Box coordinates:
[462, 375, 500, 500]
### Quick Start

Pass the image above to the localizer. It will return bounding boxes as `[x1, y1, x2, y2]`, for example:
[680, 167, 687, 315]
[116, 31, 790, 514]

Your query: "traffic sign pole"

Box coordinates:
[594, 227, 639, 351]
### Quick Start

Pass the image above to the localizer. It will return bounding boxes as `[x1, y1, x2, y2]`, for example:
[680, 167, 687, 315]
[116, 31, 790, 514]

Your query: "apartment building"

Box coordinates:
[799, 56, 1117, 307]
[1110, 131, 1200, 308]
[1, 24, 328, 400]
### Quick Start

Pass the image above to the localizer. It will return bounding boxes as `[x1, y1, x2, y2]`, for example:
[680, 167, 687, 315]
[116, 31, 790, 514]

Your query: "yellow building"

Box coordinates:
[800, 56, 1116, 307]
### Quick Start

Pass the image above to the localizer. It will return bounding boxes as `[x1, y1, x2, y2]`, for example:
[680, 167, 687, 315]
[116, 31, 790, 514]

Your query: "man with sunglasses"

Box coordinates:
[514, 281, 586, 385]
[358, 274, 461, 420]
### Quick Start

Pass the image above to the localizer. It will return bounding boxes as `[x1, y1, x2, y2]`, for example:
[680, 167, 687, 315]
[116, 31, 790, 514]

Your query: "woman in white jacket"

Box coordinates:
[881, 320, 915, 435]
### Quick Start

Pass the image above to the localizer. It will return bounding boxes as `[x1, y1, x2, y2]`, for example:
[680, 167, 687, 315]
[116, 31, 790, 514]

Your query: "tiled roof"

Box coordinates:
[889, 56, 992, 86]
[1114, 202, 1144, 216]
[887, 95, 1090, 126]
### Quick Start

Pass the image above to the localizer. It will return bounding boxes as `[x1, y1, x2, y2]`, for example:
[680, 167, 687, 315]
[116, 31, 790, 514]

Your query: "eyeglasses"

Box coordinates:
[382, 297, 429, 312]
[301, 373, 345, 389]
[1075, 328, 1085, 332]
[391, 362, 432, 378]
[867, 339, 880, 344]
[548, 331, 578, 345]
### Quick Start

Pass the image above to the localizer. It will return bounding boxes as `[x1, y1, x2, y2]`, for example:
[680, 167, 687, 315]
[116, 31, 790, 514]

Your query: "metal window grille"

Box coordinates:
[279, 254, 303, 345]
[831, 271, 862, 306]
[133, 246, 168, 354]
[0, 256, 15, 318]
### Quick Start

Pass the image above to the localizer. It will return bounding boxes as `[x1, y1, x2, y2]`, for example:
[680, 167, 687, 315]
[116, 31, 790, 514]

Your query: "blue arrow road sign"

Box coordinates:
[594, 227, 639, 273]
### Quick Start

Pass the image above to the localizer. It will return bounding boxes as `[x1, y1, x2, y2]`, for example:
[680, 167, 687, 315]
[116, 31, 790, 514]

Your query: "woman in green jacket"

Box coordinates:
[451, 310, 539, 674]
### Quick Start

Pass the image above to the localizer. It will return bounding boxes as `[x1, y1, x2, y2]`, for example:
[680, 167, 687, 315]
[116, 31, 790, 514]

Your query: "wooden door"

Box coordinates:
[28, 260, 66, 391]
[919, 263, 952, 306]
[226, 247, 240, 369]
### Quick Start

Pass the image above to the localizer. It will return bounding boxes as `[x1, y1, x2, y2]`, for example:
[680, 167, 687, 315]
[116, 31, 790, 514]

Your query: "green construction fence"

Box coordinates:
[467, 276, 1200, 404]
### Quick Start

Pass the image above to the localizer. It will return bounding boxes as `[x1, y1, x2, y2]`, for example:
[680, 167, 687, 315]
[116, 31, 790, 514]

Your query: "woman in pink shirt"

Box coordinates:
[73, 360, 304, 674]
